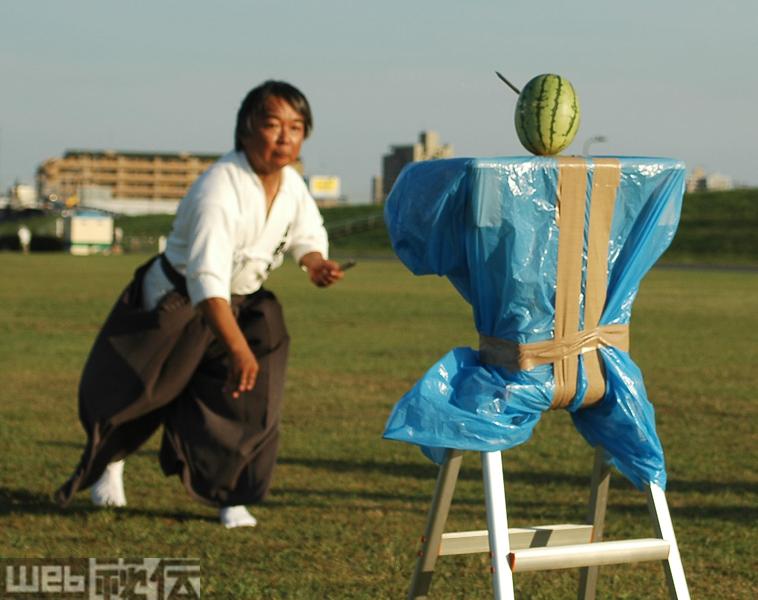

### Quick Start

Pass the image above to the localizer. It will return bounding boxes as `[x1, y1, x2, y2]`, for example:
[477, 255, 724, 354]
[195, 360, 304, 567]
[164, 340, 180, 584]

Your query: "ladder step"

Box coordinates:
[439, 524, 593, 556]
[508, 538, 671, 572]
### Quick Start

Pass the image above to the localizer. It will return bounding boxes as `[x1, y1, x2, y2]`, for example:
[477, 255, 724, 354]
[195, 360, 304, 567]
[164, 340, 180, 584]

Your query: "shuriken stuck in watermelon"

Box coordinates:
[497, 72, 581, 156]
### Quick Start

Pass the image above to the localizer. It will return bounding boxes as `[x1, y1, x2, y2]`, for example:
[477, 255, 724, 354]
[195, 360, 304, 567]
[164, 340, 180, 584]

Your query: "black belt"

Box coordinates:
[159, 253, 188, 297]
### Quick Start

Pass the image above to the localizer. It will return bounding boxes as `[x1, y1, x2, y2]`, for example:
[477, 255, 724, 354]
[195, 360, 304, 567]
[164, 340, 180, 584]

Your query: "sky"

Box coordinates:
[1, 1, 756, 203]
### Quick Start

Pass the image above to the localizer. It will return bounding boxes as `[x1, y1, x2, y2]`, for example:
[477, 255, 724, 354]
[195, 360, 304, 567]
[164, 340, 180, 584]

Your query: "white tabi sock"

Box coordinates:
[91, 460, 127, 507]
[220, 505, 258, 529]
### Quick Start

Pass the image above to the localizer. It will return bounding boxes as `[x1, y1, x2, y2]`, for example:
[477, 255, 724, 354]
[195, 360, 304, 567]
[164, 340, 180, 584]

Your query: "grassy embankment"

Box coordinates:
[3, 188, 757, 264]
[0, 253, 756, 598]
[663, 188, 758, 265]
[109, 188, 758, 264]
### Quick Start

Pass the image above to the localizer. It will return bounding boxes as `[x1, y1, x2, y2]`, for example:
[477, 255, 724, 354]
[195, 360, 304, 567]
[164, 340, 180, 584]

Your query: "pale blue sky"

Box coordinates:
[1, 0, 756, 202]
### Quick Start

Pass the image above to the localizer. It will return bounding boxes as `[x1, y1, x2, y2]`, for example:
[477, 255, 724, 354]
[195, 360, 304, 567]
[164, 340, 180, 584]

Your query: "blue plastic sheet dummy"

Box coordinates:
[382, 156, 686, 490]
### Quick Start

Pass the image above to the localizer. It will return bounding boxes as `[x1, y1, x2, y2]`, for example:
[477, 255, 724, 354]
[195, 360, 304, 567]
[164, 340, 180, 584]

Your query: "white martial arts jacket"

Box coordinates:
[155, 150, 328, 307]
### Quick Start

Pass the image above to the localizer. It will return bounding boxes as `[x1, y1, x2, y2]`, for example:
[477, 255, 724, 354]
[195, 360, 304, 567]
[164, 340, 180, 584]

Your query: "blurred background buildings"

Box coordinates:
[372, 130, 453, 204]
[685, 166, 734, 193]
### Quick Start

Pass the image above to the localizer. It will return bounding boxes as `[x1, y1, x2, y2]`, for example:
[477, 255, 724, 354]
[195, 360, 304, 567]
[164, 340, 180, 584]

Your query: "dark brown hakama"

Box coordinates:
[55, 257, 289, 507]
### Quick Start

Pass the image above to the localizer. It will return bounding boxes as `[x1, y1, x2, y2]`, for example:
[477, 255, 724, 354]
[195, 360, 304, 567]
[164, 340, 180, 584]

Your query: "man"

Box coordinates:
[57, 81, 345, 528]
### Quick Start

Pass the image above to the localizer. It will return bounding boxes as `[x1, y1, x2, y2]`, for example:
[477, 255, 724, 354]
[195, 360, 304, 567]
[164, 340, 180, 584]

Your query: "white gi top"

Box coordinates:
[157, 150, 328, 307]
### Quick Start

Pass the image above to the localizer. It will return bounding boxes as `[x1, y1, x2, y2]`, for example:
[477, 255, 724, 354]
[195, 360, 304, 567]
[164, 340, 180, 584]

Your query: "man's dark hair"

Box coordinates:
[234, 80, 313, 151]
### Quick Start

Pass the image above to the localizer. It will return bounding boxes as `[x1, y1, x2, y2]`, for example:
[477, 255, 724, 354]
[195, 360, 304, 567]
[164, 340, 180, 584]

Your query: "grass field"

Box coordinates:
[0, 254, 756, 599]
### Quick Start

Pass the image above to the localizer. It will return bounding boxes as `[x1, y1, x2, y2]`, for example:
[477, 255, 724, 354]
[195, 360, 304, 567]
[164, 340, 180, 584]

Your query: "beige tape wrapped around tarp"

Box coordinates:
[479, 157, 625, 409]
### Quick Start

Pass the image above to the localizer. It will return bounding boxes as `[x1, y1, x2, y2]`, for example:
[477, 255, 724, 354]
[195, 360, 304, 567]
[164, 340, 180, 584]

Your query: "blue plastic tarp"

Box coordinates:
[382, 156, 686, 490]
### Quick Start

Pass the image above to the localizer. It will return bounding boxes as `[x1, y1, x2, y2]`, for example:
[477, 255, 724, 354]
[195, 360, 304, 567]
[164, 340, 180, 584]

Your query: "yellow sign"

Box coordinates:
[308, 176, 341, 199]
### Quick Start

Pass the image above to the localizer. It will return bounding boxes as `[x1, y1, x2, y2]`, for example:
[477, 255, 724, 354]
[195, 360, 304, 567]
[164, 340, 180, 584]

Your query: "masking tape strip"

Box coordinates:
[582, 158, 622, 406]
[479, 324, 629, 373]
[552, 157, 588, 408]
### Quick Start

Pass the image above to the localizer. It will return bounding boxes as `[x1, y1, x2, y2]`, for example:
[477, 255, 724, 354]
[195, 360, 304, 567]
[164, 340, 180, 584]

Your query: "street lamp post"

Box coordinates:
[583, 135, 607, 156]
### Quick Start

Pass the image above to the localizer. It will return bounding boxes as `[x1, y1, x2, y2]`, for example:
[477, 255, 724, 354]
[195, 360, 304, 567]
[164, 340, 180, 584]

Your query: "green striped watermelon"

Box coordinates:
[514, 74, 580, 156]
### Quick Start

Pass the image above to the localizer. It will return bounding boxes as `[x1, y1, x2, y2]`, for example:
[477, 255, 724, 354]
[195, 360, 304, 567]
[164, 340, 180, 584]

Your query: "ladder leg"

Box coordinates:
[578, 447, 611, 600]
[646, 483, 691, 600]
[482, 451, 515, 600]
[408, 449, 464, 600]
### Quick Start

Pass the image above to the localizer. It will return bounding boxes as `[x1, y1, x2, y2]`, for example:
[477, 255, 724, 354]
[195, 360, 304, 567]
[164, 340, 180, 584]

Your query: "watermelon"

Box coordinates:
[514, 74, 580, 156]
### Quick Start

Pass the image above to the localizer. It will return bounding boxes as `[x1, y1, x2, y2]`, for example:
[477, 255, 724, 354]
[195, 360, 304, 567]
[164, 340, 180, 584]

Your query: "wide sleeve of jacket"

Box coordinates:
[287, 170, 329, 262]
[184, 168, 240, 305]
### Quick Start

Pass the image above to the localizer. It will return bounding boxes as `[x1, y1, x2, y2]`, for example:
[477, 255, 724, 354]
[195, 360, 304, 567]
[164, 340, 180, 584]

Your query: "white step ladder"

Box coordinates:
[408, 447, 690, 599]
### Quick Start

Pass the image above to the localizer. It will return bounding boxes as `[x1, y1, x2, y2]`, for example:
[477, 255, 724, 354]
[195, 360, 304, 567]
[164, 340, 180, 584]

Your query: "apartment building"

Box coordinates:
[377, 130, 453, 202]
[37, 150, 222, 202]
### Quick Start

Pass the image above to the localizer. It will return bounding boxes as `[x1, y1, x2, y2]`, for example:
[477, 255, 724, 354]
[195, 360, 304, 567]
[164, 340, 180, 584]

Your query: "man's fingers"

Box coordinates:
[238, 364, 259, 392]
[317, 265, 344, 286]
[226, 363, 258, 398]
[241, 371, 257, 391]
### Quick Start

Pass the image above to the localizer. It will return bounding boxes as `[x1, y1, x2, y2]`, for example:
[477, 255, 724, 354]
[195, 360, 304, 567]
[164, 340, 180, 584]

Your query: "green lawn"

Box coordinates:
[0, 254, 756, 599]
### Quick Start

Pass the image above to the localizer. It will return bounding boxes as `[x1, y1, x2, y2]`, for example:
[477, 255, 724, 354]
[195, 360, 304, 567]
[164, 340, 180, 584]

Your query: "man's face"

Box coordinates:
[241, 96, 306, 176]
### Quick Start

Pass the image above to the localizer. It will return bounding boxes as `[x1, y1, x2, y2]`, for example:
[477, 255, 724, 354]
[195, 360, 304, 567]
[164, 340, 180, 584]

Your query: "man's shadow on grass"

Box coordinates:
[278, 455, 758, 494]
[0, 486, 216, 524]
[16, 447, 756, 523]
[274, 456, 758, 522]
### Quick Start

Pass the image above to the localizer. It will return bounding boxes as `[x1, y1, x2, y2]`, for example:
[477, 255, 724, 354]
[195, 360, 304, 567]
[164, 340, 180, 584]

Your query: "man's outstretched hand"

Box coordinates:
[300, 253, 345, 288]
